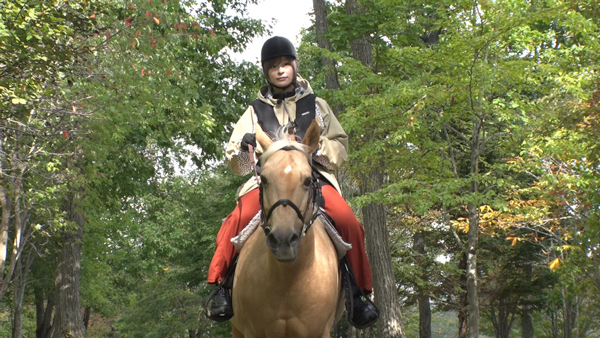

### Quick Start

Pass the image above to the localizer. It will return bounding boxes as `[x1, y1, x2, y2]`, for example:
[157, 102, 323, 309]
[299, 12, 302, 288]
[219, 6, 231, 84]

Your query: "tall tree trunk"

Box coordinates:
[521, 264, 534, 338]
[50, 193, 86, 338]
[12, 251, 34, 338]
[0, 184, 9, 290]
[458, 253, 468, 338]
[562, 288, 576, 338]
[0, 131, 8, 288]
[466, 114, 482, 338]
[36, 287, 54, 338]
[345, 0, 406, 335]
[413, 231, 431, 338]
[360, 167, 406, 337]
[312, 0, 342, 114]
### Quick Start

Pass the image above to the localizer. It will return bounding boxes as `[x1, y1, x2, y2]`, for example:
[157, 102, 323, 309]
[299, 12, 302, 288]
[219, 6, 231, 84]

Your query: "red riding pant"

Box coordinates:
[207, 185, 373, 294]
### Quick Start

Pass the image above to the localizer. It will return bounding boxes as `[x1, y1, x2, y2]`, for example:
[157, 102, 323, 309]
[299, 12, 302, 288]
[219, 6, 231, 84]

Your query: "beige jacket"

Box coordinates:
[226, 76, 348, 200]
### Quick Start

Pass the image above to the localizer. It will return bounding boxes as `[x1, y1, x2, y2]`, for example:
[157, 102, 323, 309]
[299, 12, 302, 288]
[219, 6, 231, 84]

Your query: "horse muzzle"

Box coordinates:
[266, 228, 301, 262]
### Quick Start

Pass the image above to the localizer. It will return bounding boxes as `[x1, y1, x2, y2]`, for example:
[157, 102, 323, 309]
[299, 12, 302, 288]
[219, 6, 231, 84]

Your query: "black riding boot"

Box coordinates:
[205, 283, 233, 322]
[205, 258, 236, 322]
[341, 257, 380, 329]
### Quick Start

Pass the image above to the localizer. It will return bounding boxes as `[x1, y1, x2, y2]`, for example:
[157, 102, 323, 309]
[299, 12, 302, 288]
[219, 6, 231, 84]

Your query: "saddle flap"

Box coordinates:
[231, 210, 351, 259]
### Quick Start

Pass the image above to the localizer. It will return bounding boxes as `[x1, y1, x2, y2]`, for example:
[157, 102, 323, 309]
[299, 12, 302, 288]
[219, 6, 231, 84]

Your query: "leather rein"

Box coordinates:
[249, 144, 323, 238]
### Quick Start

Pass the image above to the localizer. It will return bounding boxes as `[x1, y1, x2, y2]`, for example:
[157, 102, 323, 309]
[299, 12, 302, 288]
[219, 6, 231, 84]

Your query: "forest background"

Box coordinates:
[1, 0, 599, 337]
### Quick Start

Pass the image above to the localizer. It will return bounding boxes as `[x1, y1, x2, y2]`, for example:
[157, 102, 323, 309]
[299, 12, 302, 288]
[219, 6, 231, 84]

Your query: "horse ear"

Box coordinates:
[302, 120, 321, 153]
[255, 123, 273, 150]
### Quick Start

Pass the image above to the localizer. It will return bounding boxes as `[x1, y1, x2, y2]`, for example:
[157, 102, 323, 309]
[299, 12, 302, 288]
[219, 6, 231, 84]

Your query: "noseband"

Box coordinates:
[258, 146, 323, 238]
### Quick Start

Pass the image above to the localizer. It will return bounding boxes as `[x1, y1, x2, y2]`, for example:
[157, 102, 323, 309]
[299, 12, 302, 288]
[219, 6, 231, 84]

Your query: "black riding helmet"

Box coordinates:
[261, 36, 297, 64]
[261, 36, 298, 90]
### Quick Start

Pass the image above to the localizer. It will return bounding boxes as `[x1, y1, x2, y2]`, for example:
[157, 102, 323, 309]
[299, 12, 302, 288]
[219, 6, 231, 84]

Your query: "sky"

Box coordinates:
[235, 0, 314, 63]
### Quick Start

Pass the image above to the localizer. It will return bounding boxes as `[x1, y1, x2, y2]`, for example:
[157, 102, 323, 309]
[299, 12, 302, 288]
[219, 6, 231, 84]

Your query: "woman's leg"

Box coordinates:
[321, 185, 373, 293]
[207, 188, 260, 284]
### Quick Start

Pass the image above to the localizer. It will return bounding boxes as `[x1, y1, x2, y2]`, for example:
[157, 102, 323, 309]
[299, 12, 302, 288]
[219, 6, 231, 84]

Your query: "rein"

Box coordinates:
[250, 145, 322, 238]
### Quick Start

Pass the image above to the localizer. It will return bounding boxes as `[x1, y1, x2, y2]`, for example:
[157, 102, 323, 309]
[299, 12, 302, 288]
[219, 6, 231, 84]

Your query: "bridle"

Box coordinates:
[252, 145, 323, 238]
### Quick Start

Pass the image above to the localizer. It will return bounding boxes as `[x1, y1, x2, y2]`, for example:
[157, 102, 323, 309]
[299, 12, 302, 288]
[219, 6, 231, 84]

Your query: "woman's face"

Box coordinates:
[267, 56, 295, 91]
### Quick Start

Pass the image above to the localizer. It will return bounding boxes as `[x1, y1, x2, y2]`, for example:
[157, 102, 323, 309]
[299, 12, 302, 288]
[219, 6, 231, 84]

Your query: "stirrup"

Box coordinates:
[340, 257, 380, 329]
[204, 284, 233, 322]
[204, 256, 238, 322]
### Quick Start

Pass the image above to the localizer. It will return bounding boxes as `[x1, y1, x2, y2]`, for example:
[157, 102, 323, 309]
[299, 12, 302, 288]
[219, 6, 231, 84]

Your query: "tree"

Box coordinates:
[2, 0, 265, 336]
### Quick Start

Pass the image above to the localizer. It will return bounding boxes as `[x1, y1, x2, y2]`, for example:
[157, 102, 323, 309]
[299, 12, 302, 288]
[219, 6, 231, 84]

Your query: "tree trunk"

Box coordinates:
[360, 167, 406, 337]
[12, 251, 33, 338]
[521, 264, 534, 338]
[466, 111, 483, 337]
[413, 231, 431, 338]
[313, 0, 340, 93]
[36, 287, 54, 338]
[562, 289, 576, 338]
[50, 193, 86, 338]
[313, 0, 342, 116]
[458, 253, 468, 338]
[346, 0, 406, 335]
[0, 131, 9, 290]
[466, 201, 479, 338]
[0, 184, 10, 293]
[83, 306, 91, 329]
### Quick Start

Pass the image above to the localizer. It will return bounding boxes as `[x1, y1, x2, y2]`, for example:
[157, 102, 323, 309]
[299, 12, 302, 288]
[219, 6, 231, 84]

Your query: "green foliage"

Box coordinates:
[98, 165, 245, 336]
[299, 0, 600, 336]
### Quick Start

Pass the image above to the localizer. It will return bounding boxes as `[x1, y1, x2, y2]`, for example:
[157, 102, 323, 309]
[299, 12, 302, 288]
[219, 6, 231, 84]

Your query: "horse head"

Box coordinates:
[255, 120, 321, 262]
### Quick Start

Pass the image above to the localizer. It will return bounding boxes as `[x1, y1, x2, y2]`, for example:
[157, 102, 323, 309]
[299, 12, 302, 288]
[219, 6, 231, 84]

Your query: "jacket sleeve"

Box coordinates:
[225, 106, 259, 176]
[314, 98, 348, 170]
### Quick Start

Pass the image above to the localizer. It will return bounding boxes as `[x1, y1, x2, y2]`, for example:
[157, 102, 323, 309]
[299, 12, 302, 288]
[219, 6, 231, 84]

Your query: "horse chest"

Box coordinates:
[231, 225, 340, 338]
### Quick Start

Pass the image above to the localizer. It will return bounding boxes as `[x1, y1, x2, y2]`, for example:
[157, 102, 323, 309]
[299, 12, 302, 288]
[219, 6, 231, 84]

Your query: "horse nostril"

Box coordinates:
[266, 233, 278, 250]
[289, 233, 300, 247]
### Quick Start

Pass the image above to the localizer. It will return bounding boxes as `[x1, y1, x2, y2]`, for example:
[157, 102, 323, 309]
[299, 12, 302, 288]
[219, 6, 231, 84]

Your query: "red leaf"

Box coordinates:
[145, 10, 152, 17]
[150, 38, 157, 48]
[193, 33, 198, 40]
[141, 69, 145, 76]
[90, 13, 96, 18]
[106, 31, 111, 39]
[63, 130, 69, 139]
[192, 22, 200, 29]
[148, 0, 152, 3]
[93, 32, 98, 38]
[166, 70, 172, 75]
[125, 19, 131, 26]
[128, 4, 136, 10]
[148, 70, 152, 74]
[182, 23, 187, 30]
[209, 29, 215, 36]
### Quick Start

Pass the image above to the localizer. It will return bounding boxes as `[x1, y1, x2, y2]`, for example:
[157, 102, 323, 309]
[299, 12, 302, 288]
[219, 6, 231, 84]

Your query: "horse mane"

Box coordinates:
[259, 126, 313, 166]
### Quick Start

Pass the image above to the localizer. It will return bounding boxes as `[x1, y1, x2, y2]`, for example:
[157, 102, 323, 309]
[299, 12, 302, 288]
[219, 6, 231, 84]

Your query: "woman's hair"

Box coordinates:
[263, 56, 298, 73]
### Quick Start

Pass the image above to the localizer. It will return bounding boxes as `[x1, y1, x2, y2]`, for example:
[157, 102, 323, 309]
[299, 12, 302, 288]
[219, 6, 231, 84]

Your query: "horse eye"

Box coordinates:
[303, 177, 312, 187]
[261, 176, 268, 185]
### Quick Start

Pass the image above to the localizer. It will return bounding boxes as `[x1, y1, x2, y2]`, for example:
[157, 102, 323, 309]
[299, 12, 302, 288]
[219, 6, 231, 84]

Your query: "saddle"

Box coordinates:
[231, 208, 352, 259]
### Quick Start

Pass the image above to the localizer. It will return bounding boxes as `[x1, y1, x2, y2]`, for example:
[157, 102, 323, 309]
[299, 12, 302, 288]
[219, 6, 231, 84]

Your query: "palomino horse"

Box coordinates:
[230, 120, 342, 338]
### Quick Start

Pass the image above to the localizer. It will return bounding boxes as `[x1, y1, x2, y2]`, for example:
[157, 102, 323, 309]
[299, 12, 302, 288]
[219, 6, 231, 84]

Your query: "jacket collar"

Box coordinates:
[258, 76, 313, 104]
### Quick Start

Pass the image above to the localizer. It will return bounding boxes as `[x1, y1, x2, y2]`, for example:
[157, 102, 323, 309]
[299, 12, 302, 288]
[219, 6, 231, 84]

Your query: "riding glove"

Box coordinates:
[241, 133, 257, 152]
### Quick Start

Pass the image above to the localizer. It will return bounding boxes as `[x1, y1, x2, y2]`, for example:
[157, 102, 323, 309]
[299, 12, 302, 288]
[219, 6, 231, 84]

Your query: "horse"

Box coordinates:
[230, 120, 343, 338]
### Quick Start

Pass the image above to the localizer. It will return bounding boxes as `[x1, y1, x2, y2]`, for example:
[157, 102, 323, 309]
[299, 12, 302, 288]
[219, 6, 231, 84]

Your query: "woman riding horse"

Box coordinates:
[205, 36, 379, 329]
[230, 121, 340, 337]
